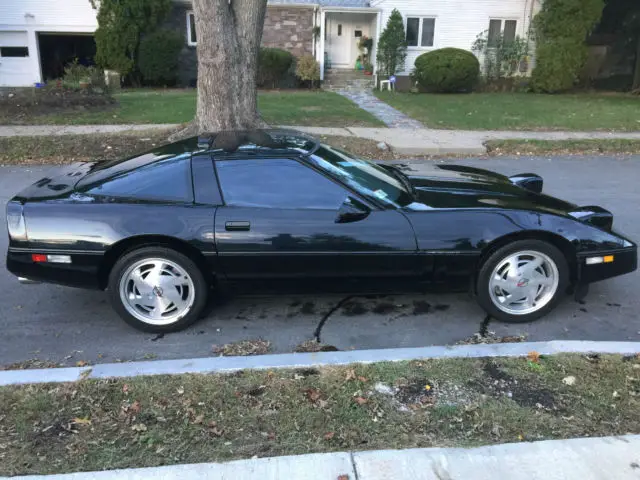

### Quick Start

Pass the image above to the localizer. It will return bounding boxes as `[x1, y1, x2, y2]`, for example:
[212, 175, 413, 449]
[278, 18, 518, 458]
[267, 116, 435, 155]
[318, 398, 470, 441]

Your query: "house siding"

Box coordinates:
[373, 0, 536, 76]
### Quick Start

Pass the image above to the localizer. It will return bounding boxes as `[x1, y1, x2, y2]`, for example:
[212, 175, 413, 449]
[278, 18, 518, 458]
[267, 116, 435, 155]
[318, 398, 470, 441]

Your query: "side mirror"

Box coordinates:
[335, 196, 370, 223]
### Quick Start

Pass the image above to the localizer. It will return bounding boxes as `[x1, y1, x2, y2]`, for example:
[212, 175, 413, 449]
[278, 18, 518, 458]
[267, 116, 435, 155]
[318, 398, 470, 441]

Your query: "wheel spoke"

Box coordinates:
[163, 286, 185, 308]
[131, 270, 152, 295]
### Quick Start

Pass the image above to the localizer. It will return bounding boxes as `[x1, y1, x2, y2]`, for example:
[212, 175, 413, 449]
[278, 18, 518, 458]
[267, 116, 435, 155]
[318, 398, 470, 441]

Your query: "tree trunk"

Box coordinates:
[633, 35, 640, 91]
[192, 0, 268, 133]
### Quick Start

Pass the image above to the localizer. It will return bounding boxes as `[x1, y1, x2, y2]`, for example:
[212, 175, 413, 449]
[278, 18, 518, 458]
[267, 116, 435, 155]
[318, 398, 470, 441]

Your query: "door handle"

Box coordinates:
[225, 221, 251, 231]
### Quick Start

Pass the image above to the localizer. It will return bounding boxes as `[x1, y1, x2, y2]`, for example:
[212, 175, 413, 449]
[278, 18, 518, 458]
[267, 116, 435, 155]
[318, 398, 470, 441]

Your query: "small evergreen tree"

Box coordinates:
[90, 0, 172, 85]
[376, 9, 407, 77]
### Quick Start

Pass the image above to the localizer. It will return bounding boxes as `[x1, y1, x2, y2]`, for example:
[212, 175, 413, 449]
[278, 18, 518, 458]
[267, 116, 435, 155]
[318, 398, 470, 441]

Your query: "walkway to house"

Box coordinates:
[336, 89, 425, 129]
[3, 124, 640, 156]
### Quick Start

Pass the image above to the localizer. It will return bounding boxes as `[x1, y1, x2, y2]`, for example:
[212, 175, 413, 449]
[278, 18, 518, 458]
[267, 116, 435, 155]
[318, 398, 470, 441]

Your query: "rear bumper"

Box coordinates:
[577, 246, 638, 284]
[6, 250, 103, 290]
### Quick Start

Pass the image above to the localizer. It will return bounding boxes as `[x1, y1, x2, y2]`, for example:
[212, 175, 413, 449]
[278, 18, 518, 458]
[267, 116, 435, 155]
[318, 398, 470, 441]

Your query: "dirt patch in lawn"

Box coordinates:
[1, 354, 639, 476]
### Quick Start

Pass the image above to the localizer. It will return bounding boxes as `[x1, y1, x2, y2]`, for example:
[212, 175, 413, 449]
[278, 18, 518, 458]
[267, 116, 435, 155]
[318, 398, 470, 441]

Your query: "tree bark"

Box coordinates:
[192, 0, 268, 133]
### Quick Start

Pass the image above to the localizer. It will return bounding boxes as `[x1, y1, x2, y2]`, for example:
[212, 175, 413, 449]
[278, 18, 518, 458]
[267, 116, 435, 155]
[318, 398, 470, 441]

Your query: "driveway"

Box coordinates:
[1, 155, 639, 367]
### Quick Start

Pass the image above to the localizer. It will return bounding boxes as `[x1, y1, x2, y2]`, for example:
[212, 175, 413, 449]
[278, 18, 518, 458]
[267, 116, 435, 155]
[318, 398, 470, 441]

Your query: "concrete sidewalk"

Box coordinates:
[3, 124, 640, 155]
[7, 435, 640, 479]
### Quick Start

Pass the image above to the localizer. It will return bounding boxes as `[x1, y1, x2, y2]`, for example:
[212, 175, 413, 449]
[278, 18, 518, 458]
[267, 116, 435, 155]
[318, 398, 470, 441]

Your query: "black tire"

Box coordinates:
[108, 247, 208, 333]
[476, 240, 569, 323]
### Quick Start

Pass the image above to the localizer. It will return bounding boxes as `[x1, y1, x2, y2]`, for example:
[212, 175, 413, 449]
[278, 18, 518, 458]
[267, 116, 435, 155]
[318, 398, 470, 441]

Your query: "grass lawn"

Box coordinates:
[5, 89, 383, 127]
[1, 353, 639, 476]
[486, 139, 640, 156]
[0, 131, 406, 165]
[375, 91, 640, 131]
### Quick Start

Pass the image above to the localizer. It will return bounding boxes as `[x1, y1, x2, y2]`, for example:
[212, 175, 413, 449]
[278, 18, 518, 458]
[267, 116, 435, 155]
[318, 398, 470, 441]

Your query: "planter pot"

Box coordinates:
[79, 81, 90, 89]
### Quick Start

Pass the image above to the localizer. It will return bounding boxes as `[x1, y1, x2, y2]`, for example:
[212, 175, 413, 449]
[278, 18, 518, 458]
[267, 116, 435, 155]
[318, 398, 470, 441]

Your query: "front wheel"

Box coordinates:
[476, 240, 569, 323]
[108, 247, 208, 333]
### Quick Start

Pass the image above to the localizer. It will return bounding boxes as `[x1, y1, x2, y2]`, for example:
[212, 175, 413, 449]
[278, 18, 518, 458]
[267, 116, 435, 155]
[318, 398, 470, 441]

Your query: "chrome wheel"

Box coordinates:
[119, 257, 195, 326]
[488, 250, 559, 316]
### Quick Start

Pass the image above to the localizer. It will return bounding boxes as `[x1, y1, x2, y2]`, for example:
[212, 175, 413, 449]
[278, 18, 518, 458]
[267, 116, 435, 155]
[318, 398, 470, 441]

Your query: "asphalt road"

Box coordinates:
[1, 155, 639, 367]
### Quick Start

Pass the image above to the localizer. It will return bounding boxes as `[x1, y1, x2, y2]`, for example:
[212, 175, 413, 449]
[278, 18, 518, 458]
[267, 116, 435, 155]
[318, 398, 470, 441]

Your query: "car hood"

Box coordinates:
[392, 163, 577, 216]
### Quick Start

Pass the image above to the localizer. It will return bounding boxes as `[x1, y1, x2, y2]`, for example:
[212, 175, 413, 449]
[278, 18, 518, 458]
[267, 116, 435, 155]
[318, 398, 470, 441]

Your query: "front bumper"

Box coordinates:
[577, 246, 638, 284]
[6, 250, 103, 290]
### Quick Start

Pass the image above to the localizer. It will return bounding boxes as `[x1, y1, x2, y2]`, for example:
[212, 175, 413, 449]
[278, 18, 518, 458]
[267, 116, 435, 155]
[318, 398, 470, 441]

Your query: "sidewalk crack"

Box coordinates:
[349, 451, 360, 480]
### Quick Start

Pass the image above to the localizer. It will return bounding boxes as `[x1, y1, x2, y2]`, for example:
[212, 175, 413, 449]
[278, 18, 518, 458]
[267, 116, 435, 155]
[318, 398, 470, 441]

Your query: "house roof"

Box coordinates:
[268, 0, 371, 7]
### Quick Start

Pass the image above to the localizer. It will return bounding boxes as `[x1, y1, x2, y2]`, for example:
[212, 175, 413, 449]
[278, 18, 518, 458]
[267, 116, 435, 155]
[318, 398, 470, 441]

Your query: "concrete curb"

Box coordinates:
[2, 340, 639, 387]
[6, 435, 640, 479]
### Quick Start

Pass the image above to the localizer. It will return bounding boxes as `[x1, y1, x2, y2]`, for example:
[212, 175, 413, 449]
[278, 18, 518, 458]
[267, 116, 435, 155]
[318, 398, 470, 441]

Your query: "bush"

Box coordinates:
[530, 40, 587, 93]
[295, 55, 320, 88]
[138, 30, 183, 86]
[62, 60, 107, 93]
[530, 0, 604, 92]
[412, 48, 479, 93]
[258, 48, 294, 88]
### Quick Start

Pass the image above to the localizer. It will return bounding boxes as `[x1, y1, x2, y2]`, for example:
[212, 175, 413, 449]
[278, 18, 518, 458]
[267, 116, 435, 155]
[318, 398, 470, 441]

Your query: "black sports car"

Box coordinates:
[5, 130, 637, 332]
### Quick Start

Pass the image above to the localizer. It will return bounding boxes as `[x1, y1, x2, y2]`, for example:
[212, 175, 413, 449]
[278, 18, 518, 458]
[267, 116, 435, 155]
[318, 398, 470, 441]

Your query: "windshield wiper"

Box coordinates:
[386, 165, 416, 198]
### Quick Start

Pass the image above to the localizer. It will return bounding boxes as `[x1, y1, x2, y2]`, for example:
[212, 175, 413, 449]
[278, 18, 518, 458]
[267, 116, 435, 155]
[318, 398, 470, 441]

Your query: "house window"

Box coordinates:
[0, 47, 29, 57]
[488, 19, 517, 47]
[186, 12, 197, 46]
[406, 17, 435, 48]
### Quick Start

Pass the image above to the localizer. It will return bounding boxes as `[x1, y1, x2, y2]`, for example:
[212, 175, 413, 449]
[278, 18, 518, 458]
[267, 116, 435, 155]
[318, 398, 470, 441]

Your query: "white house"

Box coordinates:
[0, 0, 97, 87]
[0, 0, 541, 88]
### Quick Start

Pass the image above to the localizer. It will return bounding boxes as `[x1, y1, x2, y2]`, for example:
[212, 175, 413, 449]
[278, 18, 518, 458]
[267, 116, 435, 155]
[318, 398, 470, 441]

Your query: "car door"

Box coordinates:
[212, 156, 419, 288]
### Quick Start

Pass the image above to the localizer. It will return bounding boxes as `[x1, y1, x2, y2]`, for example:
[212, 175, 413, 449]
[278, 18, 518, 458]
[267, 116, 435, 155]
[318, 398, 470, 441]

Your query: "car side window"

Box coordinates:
[86, 153, 193, 202]
[216, 158, 347, 209]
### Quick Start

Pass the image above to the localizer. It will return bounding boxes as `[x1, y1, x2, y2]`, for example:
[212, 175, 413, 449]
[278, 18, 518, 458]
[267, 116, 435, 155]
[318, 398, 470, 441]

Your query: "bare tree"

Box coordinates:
[177, 0, 268, 138]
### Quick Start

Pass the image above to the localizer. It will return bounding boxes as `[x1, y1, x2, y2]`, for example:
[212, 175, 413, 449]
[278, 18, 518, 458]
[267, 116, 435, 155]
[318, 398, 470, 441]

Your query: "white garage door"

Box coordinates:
[0, 31, 36, 87]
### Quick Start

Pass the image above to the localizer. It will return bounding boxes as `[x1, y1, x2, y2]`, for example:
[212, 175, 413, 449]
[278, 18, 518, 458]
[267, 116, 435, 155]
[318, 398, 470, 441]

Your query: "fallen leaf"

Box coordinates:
[268, 431, 276, 440]
[122, 384, 129, 394]
[424, 384, 432, 391]
[354, 396, 368, 405]
[130, 400, 141, 414]
[76, 360, 88, 367]
[613, 391, 619, 398]
[527, 351, 540, 364]
[345, 369, 356, 381]
[324, 431, 335, 440]
[517, 434, 524, 441]
[72, 417, 91, 425]
[357, 376, 368, 382]
[193, 414, 204, 425]
[131, 423, 147, 432]
[562, 376, 576, 386]
[304, 388, 322, 403]
[317, 399, 329, 409]
[338, 475, 350, 480]
[177, 386, 185, 395]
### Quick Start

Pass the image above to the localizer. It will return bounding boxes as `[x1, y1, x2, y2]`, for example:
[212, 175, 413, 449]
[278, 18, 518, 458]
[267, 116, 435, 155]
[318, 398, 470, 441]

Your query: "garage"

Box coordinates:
[0, 31, 35, 87]
[37, 33, 96, 81]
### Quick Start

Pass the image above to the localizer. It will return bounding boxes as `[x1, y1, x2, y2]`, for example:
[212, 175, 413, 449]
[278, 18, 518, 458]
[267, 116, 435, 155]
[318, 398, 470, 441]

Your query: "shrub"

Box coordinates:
[413, 48, 480, 93]
[530, 0, 604, 92]
[62, 59, 107, 93]
[472, 31, 529, 82]
[376, 8, 407, 76]
[295, 55, 320, 88]
[258, 48, 294, 88]
[138, 29, 183, 85]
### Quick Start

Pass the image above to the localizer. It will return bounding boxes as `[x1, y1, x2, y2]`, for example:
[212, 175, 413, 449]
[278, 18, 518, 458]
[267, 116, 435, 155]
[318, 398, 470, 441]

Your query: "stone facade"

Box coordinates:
[164, 4, 314, 87]
[262, 6, 314, 57]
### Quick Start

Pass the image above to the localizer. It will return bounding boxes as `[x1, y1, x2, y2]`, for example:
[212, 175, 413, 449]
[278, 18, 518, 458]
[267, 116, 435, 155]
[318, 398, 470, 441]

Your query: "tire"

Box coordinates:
[476, 240, 569, 323]
[108, 247, 208, 333]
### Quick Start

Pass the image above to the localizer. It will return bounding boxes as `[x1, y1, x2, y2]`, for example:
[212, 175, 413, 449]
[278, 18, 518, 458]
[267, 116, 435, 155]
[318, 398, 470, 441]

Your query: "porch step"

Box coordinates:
[323, 69, 375, 91]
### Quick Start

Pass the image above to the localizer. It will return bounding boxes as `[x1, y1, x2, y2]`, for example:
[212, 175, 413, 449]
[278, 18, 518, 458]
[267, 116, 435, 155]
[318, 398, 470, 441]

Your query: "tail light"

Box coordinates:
[6, 201, 28, 241]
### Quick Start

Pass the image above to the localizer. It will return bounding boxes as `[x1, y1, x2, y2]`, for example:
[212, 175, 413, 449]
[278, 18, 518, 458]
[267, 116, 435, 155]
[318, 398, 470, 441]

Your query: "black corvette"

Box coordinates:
[5, 130, 637, 332]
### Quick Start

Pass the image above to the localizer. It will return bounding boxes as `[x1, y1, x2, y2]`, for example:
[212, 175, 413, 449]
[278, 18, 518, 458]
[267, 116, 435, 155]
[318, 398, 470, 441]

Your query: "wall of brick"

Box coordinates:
[165, 5, 314, 87]
[262, 6, 314, 57]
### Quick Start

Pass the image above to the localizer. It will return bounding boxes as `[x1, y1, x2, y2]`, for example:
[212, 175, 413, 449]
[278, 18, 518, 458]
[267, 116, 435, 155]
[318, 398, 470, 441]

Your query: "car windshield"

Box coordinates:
[307, 144, 413, 207]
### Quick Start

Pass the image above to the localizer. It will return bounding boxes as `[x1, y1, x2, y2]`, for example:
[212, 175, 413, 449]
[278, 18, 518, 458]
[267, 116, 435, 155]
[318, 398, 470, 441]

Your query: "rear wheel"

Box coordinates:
[476, 240, 569, 323]
[108, 247, 208, 333]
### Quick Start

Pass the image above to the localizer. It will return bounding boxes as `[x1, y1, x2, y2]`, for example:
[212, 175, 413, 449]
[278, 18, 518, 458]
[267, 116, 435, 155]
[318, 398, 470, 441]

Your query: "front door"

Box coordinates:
[213, 157, 419, 290]
[326, 17, 351, 67]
